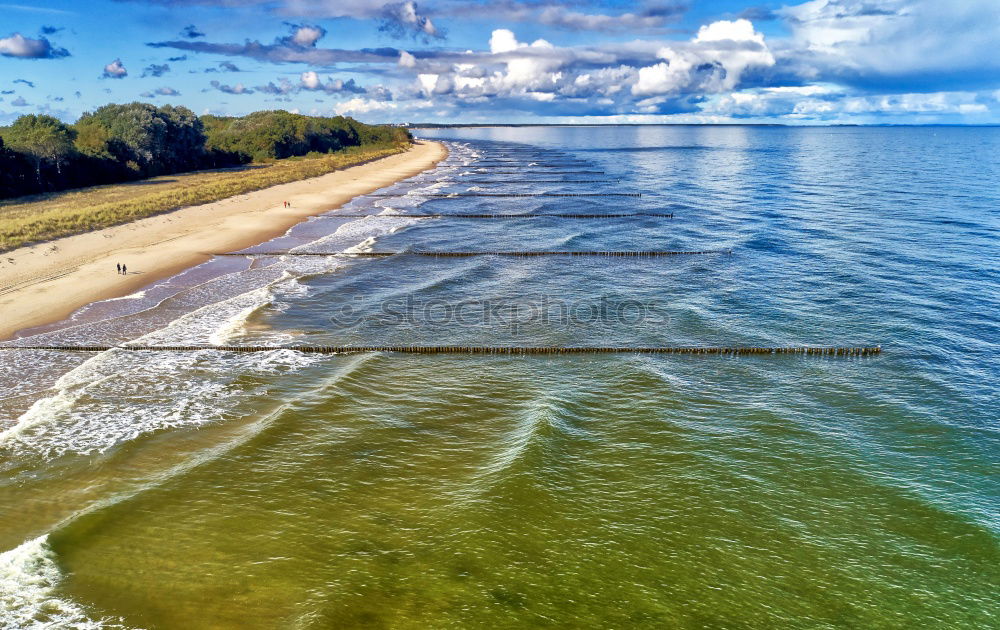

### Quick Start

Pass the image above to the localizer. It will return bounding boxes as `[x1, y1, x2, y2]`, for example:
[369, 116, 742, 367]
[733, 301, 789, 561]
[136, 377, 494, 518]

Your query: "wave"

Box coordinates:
[0, 351, 383, 627]
[0, 535, 124, 630]
[0, 284, 325, 458]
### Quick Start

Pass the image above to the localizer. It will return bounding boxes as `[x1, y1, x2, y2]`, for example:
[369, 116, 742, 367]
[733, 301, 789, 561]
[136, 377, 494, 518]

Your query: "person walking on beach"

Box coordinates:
[122, 263, 127, 275]
[117, 263, 121, 274]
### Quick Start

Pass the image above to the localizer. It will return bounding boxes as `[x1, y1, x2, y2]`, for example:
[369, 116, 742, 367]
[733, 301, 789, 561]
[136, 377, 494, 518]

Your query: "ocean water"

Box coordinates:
[0, 125, 997, 629]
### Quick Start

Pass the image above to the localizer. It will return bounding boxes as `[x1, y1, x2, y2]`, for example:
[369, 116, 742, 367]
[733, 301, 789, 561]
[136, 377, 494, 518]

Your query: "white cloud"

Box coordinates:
[417, 73, 440, 96]
[399, 51, 417, 68]
[333, 97, 397, 116]
[633, 19, 774, 96]
[290, 25, 325, 47]
[489, 29, 520, 55]
[301, 70, 321, 89]
[102, 58, 128, 79]
[0, 32, 68, 59]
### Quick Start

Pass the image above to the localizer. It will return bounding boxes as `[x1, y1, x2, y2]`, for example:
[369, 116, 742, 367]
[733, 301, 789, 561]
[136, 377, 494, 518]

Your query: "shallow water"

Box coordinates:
[1, 126, 997, 628]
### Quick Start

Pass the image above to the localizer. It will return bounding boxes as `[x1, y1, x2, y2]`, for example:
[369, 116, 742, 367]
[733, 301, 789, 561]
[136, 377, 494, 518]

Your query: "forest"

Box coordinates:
[0, 103, 410, 199]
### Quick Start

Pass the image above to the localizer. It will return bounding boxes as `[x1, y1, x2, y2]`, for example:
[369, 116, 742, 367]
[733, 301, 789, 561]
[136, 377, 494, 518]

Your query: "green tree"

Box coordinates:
[75, 102, 207, 176]
[2, 114, 77, 186]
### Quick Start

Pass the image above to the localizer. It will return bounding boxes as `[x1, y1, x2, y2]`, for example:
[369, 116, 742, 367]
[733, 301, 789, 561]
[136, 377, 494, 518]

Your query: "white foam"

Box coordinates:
[0, 277, 326, 457]
[100, 290, 147, 303]
[0, 535, 119, 629]
[343, 236, 378, 254]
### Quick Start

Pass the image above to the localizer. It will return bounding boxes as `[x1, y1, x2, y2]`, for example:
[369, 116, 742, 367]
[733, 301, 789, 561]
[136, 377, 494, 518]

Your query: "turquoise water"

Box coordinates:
[0, 126, 997, 628]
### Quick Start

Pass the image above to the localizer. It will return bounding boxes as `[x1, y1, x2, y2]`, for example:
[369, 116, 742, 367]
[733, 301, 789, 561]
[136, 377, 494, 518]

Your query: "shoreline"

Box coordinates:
[0, 140, 448, 340]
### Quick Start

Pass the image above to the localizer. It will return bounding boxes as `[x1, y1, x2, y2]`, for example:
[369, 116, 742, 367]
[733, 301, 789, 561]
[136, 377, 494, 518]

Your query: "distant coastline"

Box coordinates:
[405, 122, 1000, 128]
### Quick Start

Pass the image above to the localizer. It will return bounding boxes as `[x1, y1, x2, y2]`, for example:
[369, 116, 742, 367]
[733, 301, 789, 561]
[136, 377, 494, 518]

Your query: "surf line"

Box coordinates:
[0, 346, 883, 357]
[213, 250, 728, 257]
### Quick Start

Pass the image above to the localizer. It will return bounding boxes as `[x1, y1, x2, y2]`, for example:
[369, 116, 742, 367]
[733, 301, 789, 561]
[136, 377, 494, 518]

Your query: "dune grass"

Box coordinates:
[0, 142, 409, 252]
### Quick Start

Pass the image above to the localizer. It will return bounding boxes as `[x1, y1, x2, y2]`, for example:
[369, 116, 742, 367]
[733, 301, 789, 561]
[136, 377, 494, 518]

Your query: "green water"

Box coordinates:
[30, 355, 995, 628]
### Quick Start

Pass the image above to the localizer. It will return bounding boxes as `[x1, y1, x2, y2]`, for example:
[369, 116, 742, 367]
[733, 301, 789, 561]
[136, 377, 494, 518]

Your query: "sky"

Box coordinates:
[1, 0, 998, 125]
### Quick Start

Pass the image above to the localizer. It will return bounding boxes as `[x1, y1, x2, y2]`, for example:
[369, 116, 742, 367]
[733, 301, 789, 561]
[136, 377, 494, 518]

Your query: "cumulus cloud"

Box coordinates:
[142, 63, 171, 77]
[11, 96, 29, 106]
[0, 32, 70, 59]
[210, 80, 253, 94]
[399, 50, 417, 67]
[13, 78, 34, 87]
[102, 58, 128, 78]
[218, 61, 240, 72]
[280, 23, 327, 47]
[634, 18, 775, 94]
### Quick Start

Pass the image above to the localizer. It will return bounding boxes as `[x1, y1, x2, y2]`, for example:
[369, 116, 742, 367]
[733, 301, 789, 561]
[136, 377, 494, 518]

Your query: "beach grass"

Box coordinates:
[0, 142, 409, 252]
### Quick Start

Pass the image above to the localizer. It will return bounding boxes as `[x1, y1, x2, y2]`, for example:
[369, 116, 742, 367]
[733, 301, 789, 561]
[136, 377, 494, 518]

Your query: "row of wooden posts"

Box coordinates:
[368, 192, 642, 198]
[0, 346, 883, 356]
[217, 250, 726, 257]
[330, 213, 674, 219]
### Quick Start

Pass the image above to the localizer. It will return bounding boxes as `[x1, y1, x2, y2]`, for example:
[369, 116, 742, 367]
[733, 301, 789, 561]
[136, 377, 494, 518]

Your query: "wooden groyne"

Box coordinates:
[471, 163, 590, 168]
[368, 193, 642, 198]
[0, 345, 883, 357]
[331, 213, 674, 219]
[215, 250, 727, 258]
[418, 180, 618, 184]
[469, 170, 606, 175]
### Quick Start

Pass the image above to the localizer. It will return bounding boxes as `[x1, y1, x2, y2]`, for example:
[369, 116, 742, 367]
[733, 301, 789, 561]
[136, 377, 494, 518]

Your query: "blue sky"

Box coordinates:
[1, 0, 998, 124]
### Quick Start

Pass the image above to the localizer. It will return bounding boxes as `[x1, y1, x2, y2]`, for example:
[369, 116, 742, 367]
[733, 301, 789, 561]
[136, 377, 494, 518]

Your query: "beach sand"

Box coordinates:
[0, 140, 447, 340]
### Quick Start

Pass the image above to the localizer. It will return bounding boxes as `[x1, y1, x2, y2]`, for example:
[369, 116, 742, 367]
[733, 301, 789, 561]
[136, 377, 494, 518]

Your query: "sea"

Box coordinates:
[0, 125, 997, 629]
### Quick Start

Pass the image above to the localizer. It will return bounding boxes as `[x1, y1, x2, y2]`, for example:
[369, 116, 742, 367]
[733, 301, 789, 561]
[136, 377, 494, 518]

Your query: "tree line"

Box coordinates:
[0, 103, 411, 199]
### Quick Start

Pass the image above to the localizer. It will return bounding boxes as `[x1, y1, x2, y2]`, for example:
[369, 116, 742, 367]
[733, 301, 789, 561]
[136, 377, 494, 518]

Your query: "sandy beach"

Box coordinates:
[0, 140, 447, 340]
